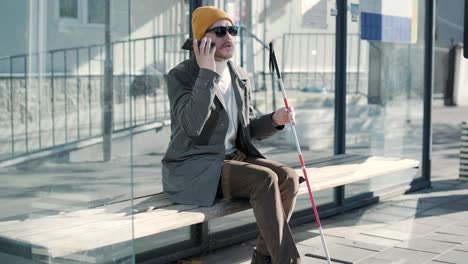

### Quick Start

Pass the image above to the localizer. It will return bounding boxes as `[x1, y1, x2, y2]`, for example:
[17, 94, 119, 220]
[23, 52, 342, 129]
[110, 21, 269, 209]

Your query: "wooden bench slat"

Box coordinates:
[298, 158, 419, 194]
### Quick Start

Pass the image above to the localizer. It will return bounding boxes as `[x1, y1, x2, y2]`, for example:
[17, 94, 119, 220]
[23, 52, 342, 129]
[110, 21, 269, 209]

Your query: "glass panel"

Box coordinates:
[88, 0, 106, 24]
[128, 0, 191, 259]
[205, 0, 338, 235]
[294, 189, 334, 212]
[60, 0, 78, 18]
[0, 1, 134, 263]
[345, 0, 426, 198]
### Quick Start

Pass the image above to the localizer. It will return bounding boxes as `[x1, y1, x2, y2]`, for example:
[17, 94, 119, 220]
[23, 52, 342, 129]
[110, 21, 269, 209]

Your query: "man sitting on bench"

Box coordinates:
[162, 6, 301, 264]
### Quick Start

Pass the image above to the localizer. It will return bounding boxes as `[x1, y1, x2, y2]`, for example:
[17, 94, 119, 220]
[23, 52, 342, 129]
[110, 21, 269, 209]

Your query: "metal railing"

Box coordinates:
[0, 30, 364, 164]
[0, 34, 188, 163]
[281, 33, 368, 96]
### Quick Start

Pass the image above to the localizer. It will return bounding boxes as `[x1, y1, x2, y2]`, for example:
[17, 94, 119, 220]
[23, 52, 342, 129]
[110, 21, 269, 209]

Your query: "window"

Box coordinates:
[87, 0, 105, 24]
[59, 0, 78, 19]
[58, 0, 105, 25]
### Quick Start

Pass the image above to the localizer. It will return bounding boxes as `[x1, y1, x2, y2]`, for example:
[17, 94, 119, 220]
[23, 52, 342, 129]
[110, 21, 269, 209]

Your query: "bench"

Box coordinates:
[0, 154, 419, 263]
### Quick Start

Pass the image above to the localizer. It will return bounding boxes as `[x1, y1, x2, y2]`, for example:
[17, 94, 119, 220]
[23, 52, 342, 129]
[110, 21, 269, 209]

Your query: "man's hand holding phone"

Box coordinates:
[193, 37, 216, 72]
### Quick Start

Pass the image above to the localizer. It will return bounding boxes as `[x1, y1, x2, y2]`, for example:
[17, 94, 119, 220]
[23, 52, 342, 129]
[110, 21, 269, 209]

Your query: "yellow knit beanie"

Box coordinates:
[192, 6, 234, 40]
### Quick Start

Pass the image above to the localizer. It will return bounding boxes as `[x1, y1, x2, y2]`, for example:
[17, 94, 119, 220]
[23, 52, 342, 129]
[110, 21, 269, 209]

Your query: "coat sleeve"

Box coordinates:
[167, 67, 220, 138]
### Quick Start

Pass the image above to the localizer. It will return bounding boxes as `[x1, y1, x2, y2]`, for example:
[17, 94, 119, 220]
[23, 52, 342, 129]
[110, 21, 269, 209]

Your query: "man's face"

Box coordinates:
[205, 19, 235, 61]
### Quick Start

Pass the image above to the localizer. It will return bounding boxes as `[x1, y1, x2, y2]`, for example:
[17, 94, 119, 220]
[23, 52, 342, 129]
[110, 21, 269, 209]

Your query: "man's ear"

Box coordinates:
[181, 38, 195, 51]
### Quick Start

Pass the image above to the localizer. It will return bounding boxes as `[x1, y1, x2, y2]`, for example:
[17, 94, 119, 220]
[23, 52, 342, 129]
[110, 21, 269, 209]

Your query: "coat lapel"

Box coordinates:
[228, 61, 248, 126]
[213, 84, 227, 110]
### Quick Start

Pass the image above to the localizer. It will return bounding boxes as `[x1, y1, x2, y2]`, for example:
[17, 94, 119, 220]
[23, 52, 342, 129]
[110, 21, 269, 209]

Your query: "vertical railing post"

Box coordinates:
[100, 46, 104, 123]
[103, 0, 113, 162]
[314, 35, 319, 88]
[144, 40, 148, 122]
[163, 37, 168, 118]
[88, 46, 92, 137]
[9, 57, 15, 156]
[122, 43, 126, 128]
[38, 54, 42, 149]
[240, 27, 244, 68]
[153, 37, 157, 120]
[298, 35, 303, 88]
[132, 39, 136, 125]
[24, 56, 29, 153]
[356, 36, 361, 94]
[76, 49, 80, 140]
[51, 52, 56, 147]
[64, 51, 68, 143]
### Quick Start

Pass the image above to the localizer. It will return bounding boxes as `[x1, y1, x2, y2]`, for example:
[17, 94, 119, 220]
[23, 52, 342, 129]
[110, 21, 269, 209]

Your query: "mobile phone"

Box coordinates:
[181, 38, 216, 51]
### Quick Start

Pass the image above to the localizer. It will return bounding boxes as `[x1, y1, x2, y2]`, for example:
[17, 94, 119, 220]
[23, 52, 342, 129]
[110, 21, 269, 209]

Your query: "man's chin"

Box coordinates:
[215, 53, 234, 60]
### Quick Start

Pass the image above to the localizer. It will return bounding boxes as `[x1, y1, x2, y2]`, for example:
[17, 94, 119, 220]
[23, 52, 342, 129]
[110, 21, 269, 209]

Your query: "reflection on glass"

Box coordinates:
[209, 209, 256, 234]
[294, 189, 334, 212]
[345, 0, 426, 197]
[0, 0, 136, 262]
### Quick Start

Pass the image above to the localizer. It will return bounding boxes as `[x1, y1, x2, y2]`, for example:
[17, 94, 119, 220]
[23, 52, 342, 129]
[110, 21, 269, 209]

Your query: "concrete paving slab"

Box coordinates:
[455, 243, 468, 252]
[418, 207, 468, 221]
[384, 219, 440, 236]
[298, 230, 386, 253]
[348, 234, 402, 248]
[423, 232, 468, 244]
[315, 217, 386, 239]
[416, 195, 466, 206]
[437, 224, 468, 237]
[390, 199, 439, 211]
[355, 258, 394, 264]
[351, 221, 388, 232]
[300, 242, 377, 263]
[455, 220, 468, 227]
[296, 244, 331, 264]
[413, 215, 459, 227]
[296, 233, 344, 248]
[396, 238, 459, 254]
[434, 248, 468, 264]
[322, 217, 386, 232]
[357, 211, 410, 223]
[195, 243, 253, 264]
[368, 247, 437, 263]
[431, 181, 461, 189]
[313, 225, 363, 239]
[442, 202, 468, 211]
[369, 205, 420, 218]
[332, 238, 386, 253]
[361, 227, 421, 241]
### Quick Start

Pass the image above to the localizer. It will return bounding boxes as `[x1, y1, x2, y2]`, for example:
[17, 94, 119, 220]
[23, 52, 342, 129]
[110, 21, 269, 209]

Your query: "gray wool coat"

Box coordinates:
[162, 56, 283, 206]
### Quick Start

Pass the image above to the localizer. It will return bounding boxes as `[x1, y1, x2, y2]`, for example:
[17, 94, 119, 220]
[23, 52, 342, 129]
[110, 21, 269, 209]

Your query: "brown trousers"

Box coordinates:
[220, 150, 301, 264]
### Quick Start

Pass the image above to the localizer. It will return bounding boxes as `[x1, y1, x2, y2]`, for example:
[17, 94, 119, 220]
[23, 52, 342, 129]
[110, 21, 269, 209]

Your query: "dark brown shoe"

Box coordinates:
[251, 249, 272, 264]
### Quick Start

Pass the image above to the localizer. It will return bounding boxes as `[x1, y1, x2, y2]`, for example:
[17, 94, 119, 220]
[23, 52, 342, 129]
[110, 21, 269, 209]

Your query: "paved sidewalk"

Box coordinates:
[184, 106, 468, 264]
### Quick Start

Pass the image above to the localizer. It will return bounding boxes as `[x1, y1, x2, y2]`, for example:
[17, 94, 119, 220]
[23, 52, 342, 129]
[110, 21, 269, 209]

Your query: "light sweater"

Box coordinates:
[215, 60, 238, 154]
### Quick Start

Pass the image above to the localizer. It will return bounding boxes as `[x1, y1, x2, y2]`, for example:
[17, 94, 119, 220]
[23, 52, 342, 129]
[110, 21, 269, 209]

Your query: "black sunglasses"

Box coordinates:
[206, 26, 239, 37]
